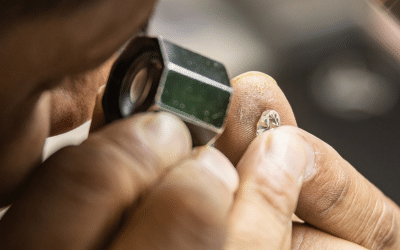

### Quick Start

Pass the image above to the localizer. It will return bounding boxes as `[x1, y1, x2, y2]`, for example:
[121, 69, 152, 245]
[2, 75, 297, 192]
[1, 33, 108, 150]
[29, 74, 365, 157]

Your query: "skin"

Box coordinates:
[0, 0, 399, 249]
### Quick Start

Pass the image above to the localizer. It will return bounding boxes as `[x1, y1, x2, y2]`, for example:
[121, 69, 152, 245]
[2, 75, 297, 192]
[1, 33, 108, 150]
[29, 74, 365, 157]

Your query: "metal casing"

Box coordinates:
[102, 36, 233, 146]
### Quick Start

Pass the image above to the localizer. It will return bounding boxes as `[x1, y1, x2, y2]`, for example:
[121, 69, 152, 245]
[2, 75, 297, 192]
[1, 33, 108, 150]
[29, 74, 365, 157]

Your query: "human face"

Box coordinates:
[0, 0, 156, 205]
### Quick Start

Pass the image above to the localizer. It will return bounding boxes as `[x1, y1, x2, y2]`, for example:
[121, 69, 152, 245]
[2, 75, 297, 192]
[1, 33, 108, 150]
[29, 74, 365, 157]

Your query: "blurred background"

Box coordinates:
[44, 0, 400, 204]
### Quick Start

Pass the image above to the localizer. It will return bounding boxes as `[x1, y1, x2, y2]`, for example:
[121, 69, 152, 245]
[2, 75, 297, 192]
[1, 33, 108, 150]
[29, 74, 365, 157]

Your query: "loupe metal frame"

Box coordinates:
[102, 36, 233, 146]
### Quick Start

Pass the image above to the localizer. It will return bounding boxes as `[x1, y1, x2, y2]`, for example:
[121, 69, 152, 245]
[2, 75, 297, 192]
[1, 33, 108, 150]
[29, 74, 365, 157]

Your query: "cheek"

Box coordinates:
[0, 93, 51, 206]
[49, 54, 117, 136]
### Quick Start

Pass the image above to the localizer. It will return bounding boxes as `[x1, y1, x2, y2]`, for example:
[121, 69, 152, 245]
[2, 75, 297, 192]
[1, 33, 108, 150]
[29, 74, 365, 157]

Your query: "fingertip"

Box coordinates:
[238, 126, 314, 186]
[229, 71, 296, 127]
[272, 126, 317, 182]
[225, 127, 313, 249]
[231, 126, 315, 226]
[215, 71, 297, 166]
[261, 126, 316, 180]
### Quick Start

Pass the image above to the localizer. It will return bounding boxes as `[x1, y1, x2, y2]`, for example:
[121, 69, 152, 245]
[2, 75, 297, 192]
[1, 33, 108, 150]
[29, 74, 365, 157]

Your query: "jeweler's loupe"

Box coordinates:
[102, 36, 233, 146]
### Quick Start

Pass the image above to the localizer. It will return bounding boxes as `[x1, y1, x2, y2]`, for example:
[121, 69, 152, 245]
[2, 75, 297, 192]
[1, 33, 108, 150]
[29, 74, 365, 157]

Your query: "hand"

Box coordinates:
[214, 72, 400, 249]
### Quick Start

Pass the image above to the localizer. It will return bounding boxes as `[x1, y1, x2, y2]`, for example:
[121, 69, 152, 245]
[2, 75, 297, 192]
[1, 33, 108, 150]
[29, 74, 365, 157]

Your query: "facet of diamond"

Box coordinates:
[256, 110, 281, 136]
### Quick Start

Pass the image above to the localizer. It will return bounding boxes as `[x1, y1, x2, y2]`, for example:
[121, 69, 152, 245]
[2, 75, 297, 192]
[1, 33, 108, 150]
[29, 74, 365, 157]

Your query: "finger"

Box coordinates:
[292, 223, 368, 250]
[110, 147, 239, 249]
[211, 71, 400, 249]
[50, 53, 117, 136]
[215, 71, 297, 165]
[282, 126, 400, 250]
[224, 127, 314, 250]
[0, 112, 191, 249]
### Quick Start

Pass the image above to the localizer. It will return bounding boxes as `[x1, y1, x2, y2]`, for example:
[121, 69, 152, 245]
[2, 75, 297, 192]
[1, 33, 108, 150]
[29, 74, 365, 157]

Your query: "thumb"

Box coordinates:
[225, 127, 315, 250]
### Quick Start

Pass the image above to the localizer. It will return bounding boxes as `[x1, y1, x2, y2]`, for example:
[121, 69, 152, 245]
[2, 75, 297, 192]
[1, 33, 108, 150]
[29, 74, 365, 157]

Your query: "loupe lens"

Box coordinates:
[130, 67, 151, 107]
[119, 52, 163, 117]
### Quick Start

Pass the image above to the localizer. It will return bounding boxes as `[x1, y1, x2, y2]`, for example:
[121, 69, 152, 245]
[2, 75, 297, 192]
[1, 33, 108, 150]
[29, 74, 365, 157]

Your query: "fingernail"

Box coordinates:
[140, 112, 192, 165]
[193, 147, 239, 192]
[265, 128, 315, 184]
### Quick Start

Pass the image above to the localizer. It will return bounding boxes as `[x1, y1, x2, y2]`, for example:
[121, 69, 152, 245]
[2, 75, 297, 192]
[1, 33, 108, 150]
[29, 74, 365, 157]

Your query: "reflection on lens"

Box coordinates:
[130, 67, 151, 107]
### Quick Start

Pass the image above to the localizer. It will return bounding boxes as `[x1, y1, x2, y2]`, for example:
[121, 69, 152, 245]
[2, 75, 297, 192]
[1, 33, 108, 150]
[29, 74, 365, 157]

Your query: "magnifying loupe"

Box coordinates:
[102, 36, 233, 146]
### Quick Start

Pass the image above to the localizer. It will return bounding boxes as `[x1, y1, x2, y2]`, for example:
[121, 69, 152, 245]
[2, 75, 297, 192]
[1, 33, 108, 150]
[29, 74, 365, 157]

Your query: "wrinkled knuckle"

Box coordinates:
[291, 224, 308, 250]
[311, 157, 350, 216]
[367, 202, 398, 249]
